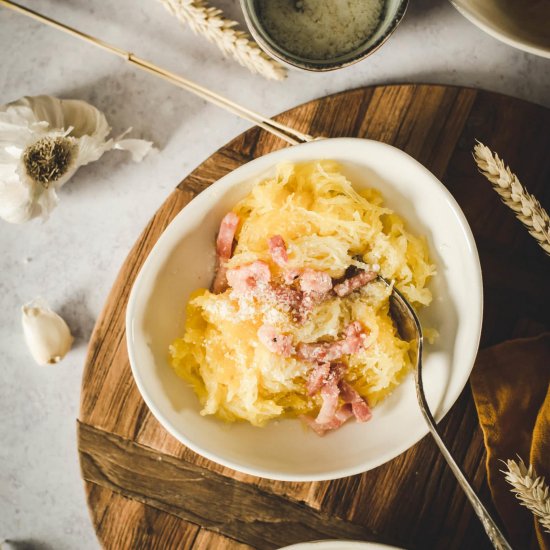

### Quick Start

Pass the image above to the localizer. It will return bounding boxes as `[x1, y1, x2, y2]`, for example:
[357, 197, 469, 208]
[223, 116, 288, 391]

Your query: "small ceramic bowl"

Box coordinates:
[126, 138, 483, 482]
[240, 0, 409, 71]
[279, 542, 404, 550]
[450, 0, 550, 59]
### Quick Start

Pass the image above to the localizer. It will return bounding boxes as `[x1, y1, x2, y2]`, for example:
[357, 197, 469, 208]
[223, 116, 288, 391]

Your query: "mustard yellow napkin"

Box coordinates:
[471, 333, 550, 550]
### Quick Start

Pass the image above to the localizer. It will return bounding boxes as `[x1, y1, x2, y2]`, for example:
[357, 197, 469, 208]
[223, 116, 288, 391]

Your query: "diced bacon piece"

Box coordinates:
[295, 291, 319, 323]
[334, 403, 354, 423]
[306, 362, 331, 396]
[226, 261, 271, 295]
[300, 415, 327, 436]
[211, 264, 229, 294]
[306, 362, 346, 397]
[339, 381, 372, 422]
[327, 362, 347, 384]
[333, 270, 377, 297]
[216, 212, 239, 260]
[343, 321, 367, 354]
[296, 293, 315, 321]
[257, 324, 294, 357]
[299, 269, 333, 293]
[295, 287, 333, 323]
[303, 362, 350, 433]
[266, 271, 332, 322]
[304, 380, 371, 436]
[296, 341, 332, 362]
[296, 322, 367, 363]
[301, 404, 354, 436]
[316, 380, 340, 424]
[265, 283, 317, 325]
[211, 212, 239, 294]
[283, 269, 301, 285]
[268, 235, 288, 267]
[268, 284, 303, 313]
[351, 400, 372, 423]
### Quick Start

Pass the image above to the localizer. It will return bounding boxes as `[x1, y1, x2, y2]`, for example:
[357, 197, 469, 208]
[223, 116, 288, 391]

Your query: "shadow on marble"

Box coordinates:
[58, 291, 96, 348]
[43, 0, 236, 75]
[1, 540, 56, 550]
[403, 0, 443, 21]
[50, 71, 206, 152]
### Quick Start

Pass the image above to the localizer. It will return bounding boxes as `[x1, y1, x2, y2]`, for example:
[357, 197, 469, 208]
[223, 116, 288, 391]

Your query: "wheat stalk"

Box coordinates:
[474, 142, 550, 256]
[502, 458, 550, 533]
[158, 0, 286, 80]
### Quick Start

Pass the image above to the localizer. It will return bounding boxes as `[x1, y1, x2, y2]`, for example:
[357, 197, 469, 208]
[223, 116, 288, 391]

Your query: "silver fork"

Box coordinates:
[380, 277, 513, 550]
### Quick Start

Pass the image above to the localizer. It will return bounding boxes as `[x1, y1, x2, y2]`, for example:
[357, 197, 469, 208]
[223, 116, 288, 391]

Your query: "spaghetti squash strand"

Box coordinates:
[169, 161, 435, 429]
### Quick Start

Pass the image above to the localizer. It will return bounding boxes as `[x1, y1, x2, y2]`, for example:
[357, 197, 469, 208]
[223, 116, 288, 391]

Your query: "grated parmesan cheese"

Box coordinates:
[258, 0, 385, 60]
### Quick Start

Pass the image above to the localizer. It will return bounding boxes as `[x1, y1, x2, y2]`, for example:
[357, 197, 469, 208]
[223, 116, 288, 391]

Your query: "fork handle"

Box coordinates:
[416, 369, 514, 550]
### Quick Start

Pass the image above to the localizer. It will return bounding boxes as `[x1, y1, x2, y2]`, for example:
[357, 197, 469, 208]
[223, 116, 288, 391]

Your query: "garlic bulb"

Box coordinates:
[0, 95, 154, 223]
[22, 299, 74, 365]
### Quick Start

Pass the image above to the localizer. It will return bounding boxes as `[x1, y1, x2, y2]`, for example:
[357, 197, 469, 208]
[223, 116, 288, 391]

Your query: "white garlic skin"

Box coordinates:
[21, 300, 73, 365]
[0, 95, 154, 224]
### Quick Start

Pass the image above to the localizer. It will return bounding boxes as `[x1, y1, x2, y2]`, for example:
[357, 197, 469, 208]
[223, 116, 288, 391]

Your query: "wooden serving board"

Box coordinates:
[78, 84, 550, 550]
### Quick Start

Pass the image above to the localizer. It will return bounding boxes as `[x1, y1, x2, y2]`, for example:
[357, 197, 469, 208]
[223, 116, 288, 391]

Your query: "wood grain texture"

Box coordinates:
[78, 84, 550, 550]
[79, 422, 384, 549]
[85, 483, 199, 550]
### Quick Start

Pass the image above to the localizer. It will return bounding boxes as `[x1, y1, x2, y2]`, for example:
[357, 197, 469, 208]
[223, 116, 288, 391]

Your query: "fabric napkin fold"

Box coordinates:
[471, 332, 550, 550]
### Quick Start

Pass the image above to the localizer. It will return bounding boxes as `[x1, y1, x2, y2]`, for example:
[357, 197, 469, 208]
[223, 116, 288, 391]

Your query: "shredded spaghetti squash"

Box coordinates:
[169, 161, 435, 433]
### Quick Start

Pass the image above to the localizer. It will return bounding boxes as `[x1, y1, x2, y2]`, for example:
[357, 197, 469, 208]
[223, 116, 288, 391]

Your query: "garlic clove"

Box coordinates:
[21, 299, 73, 365]
[0, 179, 34, 223]
[0, 95, 153, 224]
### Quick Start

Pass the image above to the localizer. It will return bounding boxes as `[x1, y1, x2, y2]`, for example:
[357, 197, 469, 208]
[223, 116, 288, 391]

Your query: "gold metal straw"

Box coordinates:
[0, 0, 314, 146]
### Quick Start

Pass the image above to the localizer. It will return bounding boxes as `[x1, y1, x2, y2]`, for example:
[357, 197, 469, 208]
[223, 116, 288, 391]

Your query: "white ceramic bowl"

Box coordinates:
[126, 138, 483, 482]
[279, 542, 403, 550]
[450, 0, 550, 59]
[240, 0, 409, 72]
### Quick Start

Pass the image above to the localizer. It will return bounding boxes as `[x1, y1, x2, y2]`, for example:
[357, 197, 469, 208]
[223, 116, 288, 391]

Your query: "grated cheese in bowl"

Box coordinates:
[257, 0, 385, 60]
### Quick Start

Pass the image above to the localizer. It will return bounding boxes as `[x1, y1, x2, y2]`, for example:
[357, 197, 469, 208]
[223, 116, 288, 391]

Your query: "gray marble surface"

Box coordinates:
[0, 1, 548, 549]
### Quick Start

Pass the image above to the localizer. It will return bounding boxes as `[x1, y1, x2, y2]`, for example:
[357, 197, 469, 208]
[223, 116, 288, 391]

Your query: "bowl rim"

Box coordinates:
[449, 0, 550, 59]
[280, 541, 404, 550]
[239, 0, 409, 72]
[126, 137, 484, 481]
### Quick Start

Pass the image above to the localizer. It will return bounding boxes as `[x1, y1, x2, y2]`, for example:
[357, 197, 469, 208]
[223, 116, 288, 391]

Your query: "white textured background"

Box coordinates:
[0, 1, 549, 548]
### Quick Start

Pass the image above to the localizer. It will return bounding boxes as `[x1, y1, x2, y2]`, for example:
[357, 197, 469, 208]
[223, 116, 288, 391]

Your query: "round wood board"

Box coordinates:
[78, 84, 550, 550]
